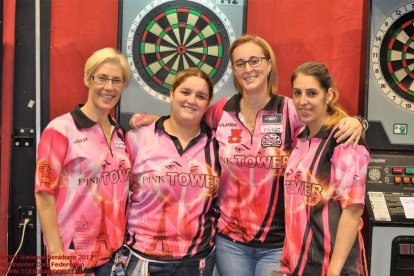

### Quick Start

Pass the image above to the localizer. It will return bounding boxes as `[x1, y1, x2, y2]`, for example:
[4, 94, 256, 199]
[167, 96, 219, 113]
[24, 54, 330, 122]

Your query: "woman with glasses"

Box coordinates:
[205, 34, 365, 276]
[35, 47, 131, 275]
[130, 34, 365, 275]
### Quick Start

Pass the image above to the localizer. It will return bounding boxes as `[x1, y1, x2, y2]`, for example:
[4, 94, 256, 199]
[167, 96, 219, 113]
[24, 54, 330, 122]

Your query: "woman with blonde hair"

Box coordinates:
[35, 47, 131, 275]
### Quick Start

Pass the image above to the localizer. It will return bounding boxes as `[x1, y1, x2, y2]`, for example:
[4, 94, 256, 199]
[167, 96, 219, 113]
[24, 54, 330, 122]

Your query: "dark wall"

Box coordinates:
[7, 2, 51, 273]
[8, 0, 38, 265]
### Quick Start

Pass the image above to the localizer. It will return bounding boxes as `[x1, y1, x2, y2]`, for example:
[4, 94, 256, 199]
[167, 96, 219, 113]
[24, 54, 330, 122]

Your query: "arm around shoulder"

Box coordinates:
[129, 113, 160, 129]
[205, 97, 228, 129]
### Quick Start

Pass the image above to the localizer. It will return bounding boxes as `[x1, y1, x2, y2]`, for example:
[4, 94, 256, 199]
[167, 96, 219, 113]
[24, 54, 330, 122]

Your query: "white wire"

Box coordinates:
[6, 219, 30, 276]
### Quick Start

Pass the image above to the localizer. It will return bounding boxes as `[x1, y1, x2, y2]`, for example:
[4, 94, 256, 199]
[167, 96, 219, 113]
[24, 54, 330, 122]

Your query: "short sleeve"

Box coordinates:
[331, 143, 370, 209]
[125, 129, 139, 166]
[35, 127, 69, 194]
[285, 97, 304, 133]
[205, 97, 228, 129]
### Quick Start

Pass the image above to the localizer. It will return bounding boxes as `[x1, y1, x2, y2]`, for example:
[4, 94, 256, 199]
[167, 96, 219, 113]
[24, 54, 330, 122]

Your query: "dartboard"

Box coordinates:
[126, 0, 234, 102]
[372, 2, 414, 112]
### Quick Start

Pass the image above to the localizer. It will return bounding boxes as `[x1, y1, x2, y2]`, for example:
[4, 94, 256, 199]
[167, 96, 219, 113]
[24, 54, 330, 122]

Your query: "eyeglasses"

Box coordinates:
[91, 75, 124, 88]
[232, 56, 269, 71]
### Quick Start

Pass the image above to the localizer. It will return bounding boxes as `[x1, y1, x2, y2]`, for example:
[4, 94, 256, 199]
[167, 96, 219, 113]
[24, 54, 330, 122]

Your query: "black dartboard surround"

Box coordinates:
[127, 1, 233, 102]
[372, 3, 414, 112]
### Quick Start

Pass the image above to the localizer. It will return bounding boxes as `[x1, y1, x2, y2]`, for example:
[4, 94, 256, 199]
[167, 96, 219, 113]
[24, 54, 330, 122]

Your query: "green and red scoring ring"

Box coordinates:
[137, 7, 225, 91]
[381, 14, 414, 101]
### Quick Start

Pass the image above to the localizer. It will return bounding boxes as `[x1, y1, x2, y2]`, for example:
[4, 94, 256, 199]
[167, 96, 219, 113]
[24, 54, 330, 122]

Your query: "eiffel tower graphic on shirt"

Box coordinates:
[70, 216, 89, 252]
[220, 180, 250, 242]
[145, 205, 173, 257]
[87, 200, 114, 267]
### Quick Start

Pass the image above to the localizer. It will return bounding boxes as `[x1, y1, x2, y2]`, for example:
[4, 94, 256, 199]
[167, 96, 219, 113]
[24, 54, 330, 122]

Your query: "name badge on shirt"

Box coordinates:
[115, 141, 126, 148]
[261, 125, 283, 133]
[261, 114, 282, 124]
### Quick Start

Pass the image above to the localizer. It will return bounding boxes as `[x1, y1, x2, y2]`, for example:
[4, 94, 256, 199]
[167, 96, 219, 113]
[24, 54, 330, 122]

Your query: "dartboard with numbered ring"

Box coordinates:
[371, 2, 414, 112]
[126, 0, 235, 102]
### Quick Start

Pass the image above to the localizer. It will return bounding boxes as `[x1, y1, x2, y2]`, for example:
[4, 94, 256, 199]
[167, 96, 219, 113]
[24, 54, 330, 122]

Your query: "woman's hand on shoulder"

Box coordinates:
[129, 113, 160, 129]
[334, 117, 363, 147]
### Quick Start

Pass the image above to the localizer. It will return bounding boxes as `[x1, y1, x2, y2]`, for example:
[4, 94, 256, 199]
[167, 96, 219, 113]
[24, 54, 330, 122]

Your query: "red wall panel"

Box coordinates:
[247, 0, 365, 115]
[49, 0, 119, 119]
[49, 0, 365, 118]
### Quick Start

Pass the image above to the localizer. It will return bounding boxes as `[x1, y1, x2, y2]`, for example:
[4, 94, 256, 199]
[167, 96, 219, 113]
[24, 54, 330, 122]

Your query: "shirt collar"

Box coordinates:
[70, 104, 118, 129]
[154, 115, 212, 136]
[223, 94, 284, 112]
[297, 125, 333, 139]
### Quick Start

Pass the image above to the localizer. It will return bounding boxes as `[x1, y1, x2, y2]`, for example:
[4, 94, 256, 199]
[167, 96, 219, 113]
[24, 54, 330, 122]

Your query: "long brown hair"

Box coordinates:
[291, 62, 348, 129]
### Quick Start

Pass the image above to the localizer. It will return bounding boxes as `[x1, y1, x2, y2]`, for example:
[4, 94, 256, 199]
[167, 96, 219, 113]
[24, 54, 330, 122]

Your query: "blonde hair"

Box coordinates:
[291, 62, 348, 129]
[229, 34, 278, 96]
[84, 47, 131, 84]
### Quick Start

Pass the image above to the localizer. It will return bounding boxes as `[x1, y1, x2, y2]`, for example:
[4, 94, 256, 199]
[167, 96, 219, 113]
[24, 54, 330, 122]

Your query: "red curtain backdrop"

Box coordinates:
[49, 0, 365, 117]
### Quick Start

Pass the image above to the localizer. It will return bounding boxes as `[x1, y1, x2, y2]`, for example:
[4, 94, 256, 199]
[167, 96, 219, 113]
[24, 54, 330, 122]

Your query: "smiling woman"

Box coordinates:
[35, 48, 132, 275]
[128, 34, 365, 276]
[281, 62, 370, 276]
[291, 62, 349, 137]
[166, 70, 213, 149]
[116, 68, 220, 276]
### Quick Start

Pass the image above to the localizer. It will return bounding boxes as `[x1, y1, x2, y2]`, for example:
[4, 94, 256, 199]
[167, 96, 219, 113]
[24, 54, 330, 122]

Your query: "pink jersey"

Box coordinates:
[206, 94, 301, 247]
[125, 116, 220, 261]
[281, 126, 369, 276]
[35, 106, 131, 269]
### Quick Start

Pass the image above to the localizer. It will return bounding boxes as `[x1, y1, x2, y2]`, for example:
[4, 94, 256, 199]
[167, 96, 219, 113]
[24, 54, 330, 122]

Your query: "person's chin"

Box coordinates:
[182, 114, 202, 124]
[299, 116, 312, 125]
[100, 103, 116, 111]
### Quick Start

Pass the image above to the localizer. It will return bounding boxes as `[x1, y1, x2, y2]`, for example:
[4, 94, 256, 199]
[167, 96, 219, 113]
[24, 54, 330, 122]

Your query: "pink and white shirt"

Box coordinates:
[35, 105, 131, 269]
[125, 116, 220, 261]
[281, 126, 369, 276]
[206, 94, 301, 247]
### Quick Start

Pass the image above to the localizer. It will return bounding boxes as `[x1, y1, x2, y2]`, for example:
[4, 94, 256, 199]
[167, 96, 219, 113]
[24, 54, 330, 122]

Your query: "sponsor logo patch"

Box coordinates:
[115, 141, 126, 148]
[228, 129, 243, 144]
[262, 114, 282, 124]
[261, 125, 283, 133]
[261, 133, 282, 147]
[74, 137, 88, 144]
